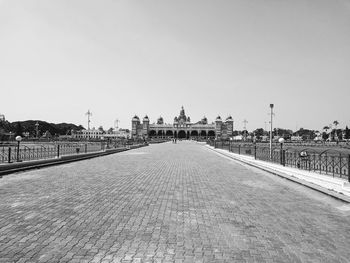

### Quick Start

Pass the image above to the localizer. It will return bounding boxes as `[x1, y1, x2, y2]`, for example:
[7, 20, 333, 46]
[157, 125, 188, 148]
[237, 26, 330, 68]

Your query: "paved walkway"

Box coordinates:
[206, 145, 350, 201]
[0, 141, 350, 263]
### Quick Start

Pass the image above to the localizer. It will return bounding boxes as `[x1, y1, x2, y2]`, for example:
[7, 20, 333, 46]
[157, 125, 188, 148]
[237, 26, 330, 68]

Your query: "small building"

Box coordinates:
[103, 129, 130, 139]
[72, 128, 103, 140]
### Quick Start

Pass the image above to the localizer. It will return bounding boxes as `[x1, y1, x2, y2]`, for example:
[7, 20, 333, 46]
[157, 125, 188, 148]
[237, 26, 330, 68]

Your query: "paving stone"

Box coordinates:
[0, 142, 350, 262]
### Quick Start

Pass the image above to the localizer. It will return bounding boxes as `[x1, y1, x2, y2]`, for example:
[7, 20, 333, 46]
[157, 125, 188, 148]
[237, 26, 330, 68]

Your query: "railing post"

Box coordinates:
[85, 144, 87, 153]
[319, 155, 322, 174]
[238, 145, 241, 155]
[8, 147, 11, 163]
[57, 145, 60, 158]
[254, 144, 257, 160]
[339, 154, 342, 178]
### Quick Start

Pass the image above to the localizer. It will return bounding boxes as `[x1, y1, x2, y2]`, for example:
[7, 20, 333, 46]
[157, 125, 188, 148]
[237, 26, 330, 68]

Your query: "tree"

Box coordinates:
[294, 128, 316, 141]
[322, 132, 328, 141]
[336, 129, 343, 140]
[253, 128, 265, 140]
[345, 126, 350, 140]
[333, 120, 339, 129]
[98, 126, 105, 133]
[15, 122, 23, 137]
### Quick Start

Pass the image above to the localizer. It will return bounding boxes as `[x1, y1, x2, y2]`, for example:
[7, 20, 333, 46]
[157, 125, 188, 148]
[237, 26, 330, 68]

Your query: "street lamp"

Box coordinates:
[15, 136, 22, 162]
[269, 104, 274, 160]
[278, 137, 285, 166]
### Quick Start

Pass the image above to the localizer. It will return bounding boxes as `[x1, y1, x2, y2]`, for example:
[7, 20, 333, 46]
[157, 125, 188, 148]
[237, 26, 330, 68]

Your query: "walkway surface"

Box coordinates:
[0, 141, 350, 263]
[206, 145, 350, 201]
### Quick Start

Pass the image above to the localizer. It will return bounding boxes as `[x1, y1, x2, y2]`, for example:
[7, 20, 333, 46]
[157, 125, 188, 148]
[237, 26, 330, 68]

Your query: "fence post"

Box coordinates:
[282, 150, 285, 166]
[57, 145, 60, 158]
[85, 144, 87, 153]
[238, 145, 241, 155]
[8, 147, 11, 163]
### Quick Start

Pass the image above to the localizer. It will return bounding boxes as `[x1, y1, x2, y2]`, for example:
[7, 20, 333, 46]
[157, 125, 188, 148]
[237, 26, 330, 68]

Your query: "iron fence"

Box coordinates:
[0, 141, 140, 164]
[211, 140, 350, 182]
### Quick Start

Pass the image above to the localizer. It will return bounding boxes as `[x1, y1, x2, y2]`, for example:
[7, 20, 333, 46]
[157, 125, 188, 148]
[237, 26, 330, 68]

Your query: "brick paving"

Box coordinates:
[0, 141, 350, 263]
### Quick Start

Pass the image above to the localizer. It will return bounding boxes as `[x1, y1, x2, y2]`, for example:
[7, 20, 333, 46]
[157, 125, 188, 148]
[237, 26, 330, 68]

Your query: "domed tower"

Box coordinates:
[157, 116, 164, 125]
[225, 116, 234, 138]
[215, 115, 222, 139]
[131, 115, 140, 138]
[142, 115, 150, 138]
[173, 116, 179, 127]
[178, 106, 187, 123]
[201, 116, 208, 125]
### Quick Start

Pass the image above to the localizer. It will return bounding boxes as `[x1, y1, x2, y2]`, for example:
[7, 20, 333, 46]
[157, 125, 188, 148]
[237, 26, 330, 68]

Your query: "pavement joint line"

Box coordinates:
[204, 145, 350, 204]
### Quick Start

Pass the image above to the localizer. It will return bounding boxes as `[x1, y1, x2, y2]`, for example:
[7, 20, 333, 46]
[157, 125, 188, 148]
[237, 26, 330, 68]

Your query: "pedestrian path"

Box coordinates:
[0, 141, 350, 262]
[206, 144, 350, 202]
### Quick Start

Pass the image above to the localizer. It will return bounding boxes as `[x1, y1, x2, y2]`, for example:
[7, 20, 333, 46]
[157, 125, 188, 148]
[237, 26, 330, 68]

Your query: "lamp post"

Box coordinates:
[253, 135, 257, 160]
[15, 136, 22, 162]
[278, 137, 285, 166]
[269, 104, 274, 160]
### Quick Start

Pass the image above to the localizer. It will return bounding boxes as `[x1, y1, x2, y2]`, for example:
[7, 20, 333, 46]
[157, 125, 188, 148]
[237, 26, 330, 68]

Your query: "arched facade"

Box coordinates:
[131, 106, 233, 140]
[166, 130, 173, 136]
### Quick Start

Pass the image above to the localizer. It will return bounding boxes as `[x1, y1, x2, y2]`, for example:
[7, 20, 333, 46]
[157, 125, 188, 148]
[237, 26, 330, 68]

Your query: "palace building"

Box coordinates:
[131, 106, 234, 140]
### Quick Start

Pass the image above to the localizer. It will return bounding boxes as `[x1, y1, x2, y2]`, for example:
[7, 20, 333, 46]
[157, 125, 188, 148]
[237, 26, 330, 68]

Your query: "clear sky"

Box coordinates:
[1, 0, 349, 131]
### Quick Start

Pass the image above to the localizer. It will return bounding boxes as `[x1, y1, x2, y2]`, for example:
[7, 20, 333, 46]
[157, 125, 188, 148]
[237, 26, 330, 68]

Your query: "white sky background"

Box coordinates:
[0, 0, 349, 131]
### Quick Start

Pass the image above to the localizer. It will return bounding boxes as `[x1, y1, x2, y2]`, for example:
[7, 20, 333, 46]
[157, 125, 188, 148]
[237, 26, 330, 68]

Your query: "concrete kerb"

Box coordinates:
[205, 145, 350, 204]
[0, 144, 147, 177]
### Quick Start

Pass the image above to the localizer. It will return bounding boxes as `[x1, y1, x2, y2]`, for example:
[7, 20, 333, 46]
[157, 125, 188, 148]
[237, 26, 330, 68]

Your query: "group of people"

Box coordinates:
[172, 138, 178, 144]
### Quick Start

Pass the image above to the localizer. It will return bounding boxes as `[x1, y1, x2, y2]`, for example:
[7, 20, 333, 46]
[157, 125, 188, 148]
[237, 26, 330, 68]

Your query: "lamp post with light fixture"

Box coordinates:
[15, 136, 22, 162]
[279, 137, 285, 166]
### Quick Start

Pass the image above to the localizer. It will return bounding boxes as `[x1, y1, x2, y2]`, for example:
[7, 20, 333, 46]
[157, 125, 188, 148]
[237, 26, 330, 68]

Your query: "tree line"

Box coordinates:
[0, 120, 84, 140]
[236, 120, 350, 142]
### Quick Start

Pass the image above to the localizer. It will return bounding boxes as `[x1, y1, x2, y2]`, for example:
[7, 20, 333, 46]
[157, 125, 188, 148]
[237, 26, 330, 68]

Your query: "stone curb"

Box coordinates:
[205, 145, 350, 203]
[0, 145, 147, 177]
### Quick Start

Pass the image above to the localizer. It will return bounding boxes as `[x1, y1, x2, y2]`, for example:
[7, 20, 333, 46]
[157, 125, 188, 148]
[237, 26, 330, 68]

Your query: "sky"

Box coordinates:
[0, 0, 349, 132]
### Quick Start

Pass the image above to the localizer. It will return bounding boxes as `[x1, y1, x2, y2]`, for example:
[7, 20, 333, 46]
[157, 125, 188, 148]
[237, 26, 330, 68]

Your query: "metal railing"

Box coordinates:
[0, 140, 145, 164]
[209, 140, 350, 182]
